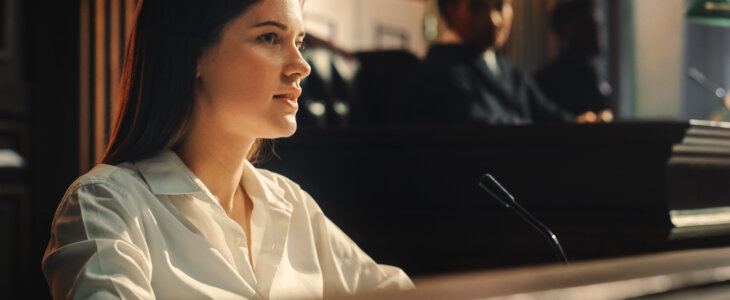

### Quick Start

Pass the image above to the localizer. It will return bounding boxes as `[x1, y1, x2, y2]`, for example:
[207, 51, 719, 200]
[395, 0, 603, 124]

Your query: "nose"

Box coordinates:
[283, 47, 311, 82]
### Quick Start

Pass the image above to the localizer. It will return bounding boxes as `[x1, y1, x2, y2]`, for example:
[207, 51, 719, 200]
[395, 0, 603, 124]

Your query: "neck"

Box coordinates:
[175, 115, 255, 212]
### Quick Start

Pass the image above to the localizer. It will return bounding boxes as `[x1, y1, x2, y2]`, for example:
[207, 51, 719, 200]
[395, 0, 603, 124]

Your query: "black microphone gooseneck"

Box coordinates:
[479, 174, 569, 265]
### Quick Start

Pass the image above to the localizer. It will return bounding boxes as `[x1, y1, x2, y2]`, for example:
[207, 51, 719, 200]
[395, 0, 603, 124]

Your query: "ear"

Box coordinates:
[196, 51, 208, 79]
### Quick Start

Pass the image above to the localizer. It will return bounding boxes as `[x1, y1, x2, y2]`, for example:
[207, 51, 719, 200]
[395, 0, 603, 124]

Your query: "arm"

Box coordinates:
[301, 193, 414, 296]
[524, 74, 575, 123]
[316, 216, 414, 295]
[42, 181, 154, 300]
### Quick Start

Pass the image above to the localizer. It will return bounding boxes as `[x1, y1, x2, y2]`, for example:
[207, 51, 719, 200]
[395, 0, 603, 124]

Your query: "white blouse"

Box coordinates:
[42, 150, 413, 299]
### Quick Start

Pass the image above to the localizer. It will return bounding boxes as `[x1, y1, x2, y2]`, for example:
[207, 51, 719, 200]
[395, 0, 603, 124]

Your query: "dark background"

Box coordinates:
[1, 0, 81, 298]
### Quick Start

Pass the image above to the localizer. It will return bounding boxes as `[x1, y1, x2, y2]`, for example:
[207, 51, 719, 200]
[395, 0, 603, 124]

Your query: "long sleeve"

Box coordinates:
[42, 180, 154, 300]
[317, 216, 414, 296]
[523, 72, 574, 123]
[299, 192, 414, 297]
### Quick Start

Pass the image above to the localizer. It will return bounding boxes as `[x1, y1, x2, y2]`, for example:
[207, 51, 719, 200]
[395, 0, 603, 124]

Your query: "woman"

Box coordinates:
[41, 0, 414, 298]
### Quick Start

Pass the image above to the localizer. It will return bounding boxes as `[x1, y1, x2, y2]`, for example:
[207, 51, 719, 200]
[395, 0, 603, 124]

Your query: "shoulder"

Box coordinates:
[47, 163, 153, 252]
[57, 162, 153, 220]
[69, 162, 147, 196]
[422, 46, 477, 86]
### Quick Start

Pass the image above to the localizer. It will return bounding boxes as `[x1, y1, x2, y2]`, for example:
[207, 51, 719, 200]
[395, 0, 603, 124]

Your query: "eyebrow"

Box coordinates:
[252, 21, 306, 37]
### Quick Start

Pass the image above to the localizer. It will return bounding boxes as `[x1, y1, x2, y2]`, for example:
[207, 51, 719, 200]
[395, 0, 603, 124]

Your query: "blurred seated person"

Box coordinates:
[535, 0, 613, 122]
[409, 0, 598, 125]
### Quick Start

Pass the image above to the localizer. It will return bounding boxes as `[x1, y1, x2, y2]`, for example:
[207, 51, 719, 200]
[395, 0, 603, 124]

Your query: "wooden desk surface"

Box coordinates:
[342, 246, 730, 300]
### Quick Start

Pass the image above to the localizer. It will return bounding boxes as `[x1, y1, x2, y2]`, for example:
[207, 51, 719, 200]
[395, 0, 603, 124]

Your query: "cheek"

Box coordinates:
[210, 49, 281, 107]
[245, 50, 283, 90]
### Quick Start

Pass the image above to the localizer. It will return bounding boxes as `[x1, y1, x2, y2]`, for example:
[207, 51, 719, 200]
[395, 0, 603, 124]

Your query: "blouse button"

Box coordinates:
[233, 237, 242, 246]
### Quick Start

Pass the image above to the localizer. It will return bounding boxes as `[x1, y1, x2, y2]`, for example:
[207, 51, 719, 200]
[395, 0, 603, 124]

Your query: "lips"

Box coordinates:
[273, 94, 295, 100]
[273, 88, 302, 109]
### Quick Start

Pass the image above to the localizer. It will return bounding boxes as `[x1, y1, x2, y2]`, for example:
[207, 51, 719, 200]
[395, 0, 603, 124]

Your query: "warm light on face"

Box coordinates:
[193, 0, 311, 141]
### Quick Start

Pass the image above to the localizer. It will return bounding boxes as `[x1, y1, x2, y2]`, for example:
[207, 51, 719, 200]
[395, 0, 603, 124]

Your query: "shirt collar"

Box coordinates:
[133, 150, 288, 210]
[133, 150, 203, 195]
[241, 158, 290, 212]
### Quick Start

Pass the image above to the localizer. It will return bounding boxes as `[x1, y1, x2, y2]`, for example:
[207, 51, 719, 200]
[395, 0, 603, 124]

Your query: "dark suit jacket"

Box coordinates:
[535, 54, 611, 115]
[408, 44, 573, 124]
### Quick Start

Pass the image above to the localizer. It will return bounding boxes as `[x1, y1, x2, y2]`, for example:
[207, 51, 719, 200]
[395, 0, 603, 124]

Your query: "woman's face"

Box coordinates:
[194, 0, 311, 141]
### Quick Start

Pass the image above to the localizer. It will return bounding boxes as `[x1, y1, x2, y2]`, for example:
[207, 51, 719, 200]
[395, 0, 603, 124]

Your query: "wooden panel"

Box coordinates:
[79, 0, 91, 172]
[93, 0, 106, 165]
[79, 0, 136, 172]
[109, 0, 120, 124]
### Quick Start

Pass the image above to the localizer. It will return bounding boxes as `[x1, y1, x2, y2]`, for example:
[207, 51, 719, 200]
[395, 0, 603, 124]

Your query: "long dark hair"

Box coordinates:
[102, 0, 265, 165]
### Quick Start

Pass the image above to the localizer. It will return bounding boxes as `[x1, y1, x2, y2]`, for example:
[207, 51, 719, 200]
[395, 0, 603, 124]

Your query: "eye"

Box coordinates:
[258, 33, 278, 45]
[295, 40, 306, 52]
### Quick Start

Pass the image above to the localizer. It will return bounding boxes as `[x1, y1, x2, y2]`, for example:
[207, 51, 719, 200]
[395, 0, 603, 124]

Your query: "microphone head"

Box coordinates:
[479, 174, 516, 208]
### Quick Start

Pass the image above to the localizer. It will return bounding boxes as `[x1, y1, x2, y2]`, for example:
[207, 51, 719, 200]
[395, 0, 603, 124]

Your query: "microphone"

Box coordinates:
[688, 67, 728, 100]
[479, 174, 569, 265]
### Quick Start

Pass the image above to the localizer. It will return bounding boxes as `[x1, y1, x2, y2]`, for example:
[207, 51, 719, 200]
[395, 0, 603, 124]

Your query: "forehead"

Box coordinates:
[239, 0, 304, 26]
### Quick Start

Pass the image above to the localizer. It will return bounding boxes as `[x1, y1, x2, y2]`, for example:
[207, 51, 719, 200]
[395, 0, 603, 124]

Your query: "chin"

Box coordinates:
[259, 115, 298, 139]
[282, 125, 297, 138]
[275, 117, 298, 138]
